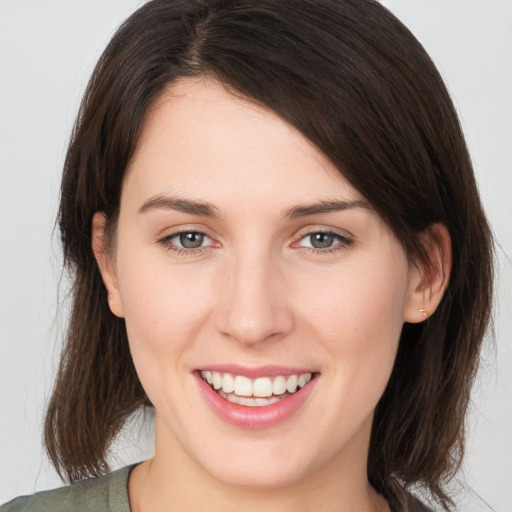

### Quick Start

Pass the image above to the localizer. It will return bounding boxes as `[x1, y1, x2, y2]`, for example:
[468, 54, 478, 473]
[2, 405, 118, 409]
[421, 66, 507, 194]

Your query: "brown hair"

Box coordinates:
[46, 0, 493, 509]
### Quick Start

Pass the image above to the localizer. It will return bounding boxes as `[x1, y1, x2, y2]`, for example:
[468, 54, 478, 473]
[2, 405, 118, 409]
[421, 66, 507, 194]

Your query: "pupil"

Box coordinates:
[180, 232, 204, 249]
[311, 233, 334, 249]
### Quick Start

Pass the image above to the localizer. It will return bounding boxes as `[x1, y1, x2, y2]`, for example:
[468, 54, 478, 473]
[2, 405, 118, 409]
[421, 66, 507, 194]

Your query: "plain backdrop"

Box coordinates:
[0, 1, 511, 510]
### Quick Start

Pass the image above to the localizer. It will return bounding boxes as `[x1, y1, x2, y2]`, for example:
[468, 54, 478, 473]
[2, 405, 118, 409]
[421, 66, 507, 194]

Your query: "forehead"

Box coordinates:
[124, 77, 365, 211]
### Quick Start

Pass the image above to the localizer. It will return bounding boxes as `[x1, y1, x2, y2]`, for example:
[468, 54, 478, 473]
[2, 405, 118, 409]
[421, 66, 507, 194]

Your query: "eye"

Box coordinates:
[159, 230, 217, 254]
[173, 231, 209, 249]
[302, 232, 337, 249]
[294, 230, 353, 253]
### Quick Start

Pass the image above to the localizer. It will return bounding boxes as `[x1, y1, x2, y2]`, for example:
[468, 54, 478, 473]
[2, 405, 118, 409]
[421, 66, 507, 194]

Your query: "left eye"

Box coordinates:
[168, 231, 212, 249]
[298, 232, 349, 250]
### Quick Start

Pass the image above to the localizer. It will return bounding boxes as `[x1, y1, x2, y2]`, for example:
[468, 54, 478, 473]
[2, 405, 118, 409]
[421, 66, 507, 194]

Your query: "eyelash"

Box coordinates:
[293, 230, 354, 255]
[158, 230, 214, 258]
[158, 229, 353, 257]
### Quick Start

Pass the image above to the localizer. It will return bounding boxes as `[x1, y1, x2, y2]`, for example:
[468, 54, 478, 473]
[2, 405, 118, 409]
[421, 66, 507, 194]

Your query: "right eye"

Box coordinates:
[172, 231, 209, 249]
[159, 230, 217, 255]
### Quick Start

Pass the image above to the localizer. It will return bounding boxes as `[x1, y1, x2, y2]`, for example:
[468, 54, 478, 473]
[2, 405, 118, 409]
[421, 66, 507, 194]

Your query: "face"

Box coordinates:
[96, 78, 426, 490]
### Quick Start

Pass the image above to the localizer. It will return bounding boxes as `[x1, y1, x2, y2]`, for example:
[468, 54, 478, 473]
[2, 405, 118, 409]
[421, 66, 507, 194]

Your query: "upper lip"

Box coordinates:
[195, 364, 317, 379]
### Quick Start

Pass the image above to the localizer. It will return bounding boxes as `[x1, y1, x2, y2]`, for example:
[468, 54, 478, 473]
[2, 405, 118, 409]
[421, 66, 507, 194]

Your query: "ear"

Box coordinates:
[404, 223, 452, 323]
[91, 212, 124, 318]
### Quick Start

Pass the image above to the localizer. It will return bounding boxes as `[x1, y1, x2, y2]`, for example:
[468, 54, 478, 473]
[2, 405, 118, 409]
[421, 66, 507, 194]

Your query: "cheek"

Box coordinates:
[114, 244, 217, 382]
[300, 255, 410, 408]
[305, 261, 408, 346]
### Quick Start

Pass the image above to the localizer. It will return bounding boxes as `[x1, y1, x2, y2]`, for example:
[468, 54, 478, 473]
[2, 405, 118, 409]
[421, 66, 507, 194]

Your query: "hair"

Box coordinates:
[45, 0, 493, 510]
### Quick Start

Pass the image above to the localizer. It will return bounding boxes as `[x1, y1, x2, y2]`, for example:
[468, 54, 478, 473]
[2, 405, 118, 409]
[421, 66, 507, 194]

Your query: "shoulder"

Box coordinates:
[407, 498, 434, 512]
[388, 489, 436, 512]
[0, 465, 136, 512]
[401, 493, 435, 512]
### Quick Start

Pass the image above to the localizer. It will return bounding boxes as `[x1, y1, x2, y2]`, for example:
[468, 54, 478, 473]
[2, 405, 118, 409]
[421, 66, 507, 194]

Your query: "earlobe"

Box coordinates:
[91, 212, 124, 318]
[404, 223, 452, 324]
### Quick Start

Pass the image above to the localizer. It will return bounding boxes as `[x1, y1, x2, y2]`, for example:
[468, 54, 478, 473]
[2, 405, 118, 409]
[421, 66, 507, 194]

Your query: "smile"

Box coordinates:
[200, 371, 313, 407]
[196, 367, 318, 428]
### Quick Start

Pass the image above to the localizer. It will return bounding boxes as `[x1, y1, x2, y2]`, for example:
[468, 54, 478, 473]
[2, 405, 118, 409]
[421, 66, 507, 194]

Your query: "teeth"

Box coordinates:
[221, 373, 234, 393]
[286, 374, 298, 393]
[200, 371, 313, 399]
[272, 376, 287, 395]
[225, 392, 282, 406]
[298, 373, 312, 388]
[253, 377, 273, 397]
[212, 372, 222, 390]
[234, 376, 253, 396]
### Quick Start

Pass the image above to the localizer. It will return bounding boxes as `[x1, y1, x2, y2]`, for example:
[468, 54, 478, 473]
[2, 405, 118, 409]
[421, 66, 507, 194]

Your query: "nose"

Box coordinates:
[214, 249, 295, 346]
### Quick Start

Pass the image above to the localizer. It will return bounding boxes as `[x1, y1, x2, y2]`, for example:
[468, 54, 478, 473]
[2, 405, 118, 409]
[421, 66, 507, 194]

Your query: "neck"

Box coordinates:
[128, 415, 389, 512]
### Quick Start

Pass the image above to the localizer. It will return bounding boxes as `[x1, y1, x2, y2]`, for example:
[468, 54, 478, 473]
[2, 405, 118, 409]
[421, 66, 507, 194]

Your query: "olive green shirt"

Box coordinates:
[0, 465, 135, 512]
[1, 464, 433, 511]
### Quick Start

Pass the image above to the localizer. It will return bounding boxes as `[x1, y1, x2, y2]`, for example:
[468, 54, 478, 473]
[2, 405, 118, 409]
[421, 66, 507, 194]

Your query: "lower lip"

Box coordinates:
[195, 372, 318, 429]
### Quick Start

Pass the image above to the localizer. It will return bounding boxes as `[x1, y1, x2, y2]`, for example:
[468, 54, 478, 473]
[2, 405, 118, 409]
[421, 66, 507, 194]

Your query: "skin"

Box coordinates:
[92, 78, 450, 512]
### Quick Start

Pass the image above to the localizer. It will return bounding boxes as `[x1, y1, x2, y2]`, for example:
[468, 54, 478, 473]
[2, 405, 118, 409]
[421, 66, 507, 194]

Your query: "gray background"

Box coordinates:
[1, 1, 511, 509]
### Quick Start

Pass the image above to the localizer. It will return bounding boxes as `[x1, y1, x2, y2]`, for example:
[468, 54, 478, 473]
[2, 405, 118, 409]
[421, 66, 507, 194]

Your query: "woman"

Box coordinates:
[1, 0, 493, 511]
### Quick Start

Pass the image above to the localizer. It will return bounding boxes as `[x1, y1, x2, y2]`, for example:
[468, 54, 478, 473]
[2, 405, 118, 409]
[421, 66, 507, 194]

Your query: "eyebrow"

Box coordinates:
[138, 194, 371, 219]
[281, 199, 371, 219]
[138, 195, 222, 218]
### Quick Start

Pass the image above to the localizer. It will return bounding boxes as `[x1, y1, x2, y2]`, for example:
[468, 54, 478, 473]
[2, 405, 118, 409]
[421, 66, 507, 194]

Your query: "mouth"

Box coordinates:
[199, 370, 314, 407]
[195, 366, 318, 428]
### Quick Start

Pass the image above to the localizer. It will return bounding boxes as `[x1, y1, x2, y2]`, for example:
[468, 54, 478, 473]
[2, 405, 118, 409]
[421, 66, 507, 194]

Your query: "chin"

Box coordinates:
[187, 435, 328, 491]
[203, 458, 309, 490]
